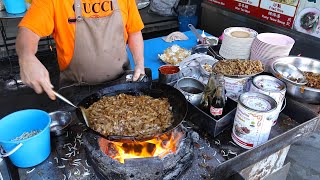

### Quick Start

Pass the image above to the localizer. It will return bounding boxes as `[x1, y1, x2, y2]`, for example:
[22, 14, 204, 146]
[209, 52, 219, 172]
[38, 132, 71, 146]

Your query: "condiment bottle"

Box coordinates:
[209, 74, 226, 119]
[197, 30, 207, 44]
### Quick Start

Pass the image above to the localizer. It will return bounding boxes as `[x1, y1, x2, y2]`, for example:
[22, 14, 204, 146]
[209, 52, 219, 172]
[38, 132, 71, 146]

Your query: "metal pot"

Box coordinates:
[269, 56, 320, 104]
[158, 65, 180, 85]
[175, 77, 205, 106]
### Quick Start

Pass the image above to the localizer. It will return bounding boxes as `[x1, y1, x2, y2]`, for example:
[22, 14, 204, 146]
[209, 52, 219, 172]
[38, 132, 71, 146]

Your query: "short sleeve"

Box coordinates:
[18, 0, 54, 37]
[126, 0, 144, 33]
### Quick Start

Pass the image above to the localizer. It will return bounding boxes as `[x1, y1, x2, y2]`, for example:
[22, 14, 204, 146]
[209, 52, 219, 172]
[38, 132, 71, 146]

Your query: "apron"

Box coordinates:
[59, 0, 130, 87]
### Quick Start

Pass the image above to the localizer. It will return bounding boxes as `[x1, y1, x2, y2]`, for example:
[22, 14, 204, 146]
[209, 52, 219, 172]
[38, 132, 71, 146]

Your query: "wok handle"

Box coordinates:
[0, 143, 23, 158]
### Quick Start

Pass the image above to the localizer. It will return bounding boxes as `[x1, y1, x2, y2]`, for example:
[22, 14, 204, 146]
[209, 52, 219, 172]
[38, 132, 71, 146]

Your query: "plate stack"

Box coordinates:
[219, 27, 258, 60]
[250, 33, 295, 71]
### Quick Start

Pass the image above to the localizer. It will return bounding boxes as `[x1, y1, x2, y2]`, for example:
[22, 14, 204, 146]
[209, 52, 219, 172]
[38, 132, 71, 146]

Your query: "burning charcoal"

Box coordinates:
[201, 153, 213, 160]
[147, 143, 156, 154]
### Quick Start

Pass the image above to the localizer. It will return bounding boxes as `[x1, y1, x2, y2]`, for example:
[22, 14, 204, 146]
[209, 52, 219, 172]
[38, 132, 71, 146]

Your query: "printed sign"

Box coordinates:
[293, 0, 320, 38]
[207, 0, 229, 7]
[206, 0, 299, 28]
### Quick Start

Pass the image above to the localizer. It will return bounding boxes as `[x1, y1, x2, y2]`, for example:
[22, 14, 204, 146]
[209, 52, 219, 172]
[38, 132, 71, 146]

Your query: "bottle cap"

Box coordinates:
[201, 30, 206, 38]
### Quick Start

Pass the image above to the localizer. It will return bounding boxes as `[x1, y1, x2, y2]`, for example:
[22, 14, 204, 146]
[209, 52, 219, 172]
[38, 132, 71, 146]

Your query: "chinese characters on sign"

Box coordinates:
[207, 0, 300, 29]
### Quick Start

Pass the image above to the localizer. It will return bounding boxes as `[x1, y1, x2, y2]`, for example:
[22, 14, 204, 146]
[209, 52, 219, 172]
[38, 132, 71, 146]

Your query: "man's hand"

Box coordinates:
[132, 64, 145, 81]
[16, 27, 56, 100]
[19, 55, 56, 100]
[128, 31, 145, 81]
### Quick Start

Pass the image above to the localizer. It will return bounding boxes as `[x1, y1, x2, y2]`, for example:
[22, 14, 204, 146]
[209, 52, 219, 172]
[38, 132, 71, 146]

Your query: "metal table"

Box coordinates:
[0, 11, 25, 61]
[0, 10, 54, 62]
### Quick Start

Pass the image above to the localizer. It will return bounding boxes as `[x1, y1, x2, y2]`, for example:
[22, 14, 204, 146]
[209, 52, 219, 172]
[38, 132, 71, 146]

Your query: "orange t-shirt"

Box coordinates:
[19, 0, 144, 71]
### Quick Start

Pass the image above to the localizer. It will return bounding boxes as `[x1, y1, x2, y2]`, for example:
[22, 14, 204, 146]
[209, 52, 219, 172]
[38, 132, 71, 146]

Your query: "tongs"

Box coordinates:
[53, 90, 90, 127]
[208, 46, 224, 60]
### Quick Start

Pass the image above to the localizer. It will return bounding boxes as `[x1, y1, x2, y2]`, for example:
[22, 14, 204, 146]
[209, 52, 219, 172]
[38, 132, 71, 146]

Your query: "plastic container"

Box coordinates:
[0, 109, 51, 168]
[3, 0, 26, 14]
[178, 15, 198, 32]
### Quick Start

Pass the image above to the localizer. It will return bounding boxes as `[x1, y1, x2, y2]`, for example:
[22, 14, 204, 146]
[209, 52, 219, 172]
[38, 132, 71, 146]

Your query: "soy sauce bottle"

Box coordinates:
[209, 75, 226, 119]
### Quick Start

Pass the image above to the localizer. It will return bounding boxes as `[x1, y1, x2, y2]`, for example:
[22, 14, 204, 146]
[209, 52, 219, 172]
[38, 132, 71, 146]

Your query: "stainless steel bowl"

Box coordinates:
[49, 111, 72, 136]
[199, 58, 215, 77]
[273, 62, 307, 85]
[158, 65, 180, 85]
[270, 56, 320, 104]
[175, 77, 205, 106]
[191, 44, 210, 55]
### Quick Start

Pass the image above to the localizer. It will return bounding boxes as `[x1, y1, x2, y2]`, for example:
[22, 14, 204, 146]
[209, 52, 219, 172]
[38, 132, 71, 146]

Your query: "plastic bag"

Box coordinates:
[177, 4, 197, 16]
[149, 0, 180, 16]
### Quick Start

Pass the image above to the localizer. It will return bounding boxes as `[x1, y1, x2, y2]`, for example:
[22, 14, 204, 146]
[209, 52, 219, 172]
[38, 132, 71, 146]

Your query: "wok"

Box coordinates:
[76, 82, 188, 142]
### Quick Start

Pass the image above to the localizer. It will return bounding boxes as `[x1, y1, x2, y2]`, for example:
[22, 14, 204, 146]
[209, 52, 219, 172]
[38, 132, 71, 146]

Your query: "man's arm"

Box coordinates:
[127, 31, 145, 81]
[16, 27, 55, 100]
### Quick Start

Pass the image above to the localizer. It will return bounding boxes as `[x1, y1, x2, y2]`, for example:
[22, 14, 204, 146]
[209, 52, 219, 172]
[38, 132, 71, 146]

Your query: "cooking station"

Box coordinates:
[0, 31, 320, 180]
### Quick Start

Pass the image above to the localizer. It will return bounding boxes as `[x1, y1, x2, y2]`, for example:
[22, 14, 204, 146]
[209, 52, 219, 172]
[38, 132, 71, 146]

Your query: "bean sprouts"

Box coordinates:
[11, 130, 41, 141]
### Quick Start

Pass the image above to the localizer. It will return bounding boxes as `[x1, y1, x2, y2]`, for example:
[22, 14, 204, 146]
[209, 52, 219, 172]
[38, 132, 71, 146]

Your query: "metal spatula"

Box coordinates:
[52, 90, 90, 127]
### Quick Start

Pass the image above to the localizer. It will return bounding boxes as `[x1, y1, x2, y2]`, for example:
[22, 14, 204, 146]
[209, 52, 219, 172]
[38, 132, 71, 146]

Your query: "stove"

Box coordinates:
[83, 126, 196, 180]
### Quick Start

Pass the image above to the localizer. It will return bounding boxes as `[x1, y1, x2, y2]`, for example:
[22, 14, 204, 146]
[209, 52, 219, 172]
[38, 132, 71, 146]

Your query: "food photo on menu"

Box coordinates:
[294, 0, 320, 38]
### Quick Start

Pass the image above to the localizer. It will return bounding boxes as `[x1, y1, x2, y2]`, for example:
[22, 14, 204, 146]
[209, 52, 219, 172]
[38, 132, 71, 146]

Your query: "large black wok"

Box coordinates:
[76, 82, 188, 142]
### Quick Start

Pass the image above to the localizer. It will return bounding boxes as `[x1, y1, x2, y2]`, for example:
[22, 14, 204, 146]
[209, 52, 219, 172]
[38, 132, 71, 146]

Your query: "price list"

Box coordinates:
[206, 0, 299, 29]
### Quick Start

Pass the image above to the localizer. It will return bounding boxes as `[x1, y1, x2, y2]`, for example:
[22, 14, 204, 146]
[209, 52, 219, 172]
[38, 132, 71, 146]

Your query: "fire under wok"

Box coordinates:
[76, 82, 188, 142]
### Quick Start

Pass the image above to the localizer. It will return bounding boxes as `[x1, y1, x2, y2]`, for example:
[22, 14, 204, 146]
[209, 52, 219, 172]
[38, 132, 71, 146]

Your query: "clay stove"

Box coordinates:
[82, 126, 195, 180]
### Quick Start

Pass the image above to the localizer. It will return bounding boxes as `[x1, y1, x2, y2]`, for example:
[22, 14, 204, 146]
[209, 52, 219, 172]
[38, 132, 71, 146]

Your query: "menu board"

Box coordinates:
[207, 0, 300, 29]
[293, 0, 320, 38]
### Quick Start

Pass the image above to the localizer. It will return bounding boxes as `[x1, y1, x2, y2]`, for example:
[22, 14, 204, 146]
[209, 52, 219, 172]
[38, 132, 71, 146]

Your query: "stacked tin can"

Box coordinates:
[231, 75, 286, 149]
[232, 92, 277, 149]
[249, 75, 286, 125]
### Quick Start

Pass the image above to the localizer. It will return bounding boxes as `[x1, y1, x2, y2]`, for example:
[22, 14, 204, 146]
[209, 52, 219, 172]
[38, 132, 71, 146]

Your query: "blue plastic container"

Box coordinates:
[178, 15, 198, 32]
[2, 0, 26, 14]
[0, 109, 51, 168]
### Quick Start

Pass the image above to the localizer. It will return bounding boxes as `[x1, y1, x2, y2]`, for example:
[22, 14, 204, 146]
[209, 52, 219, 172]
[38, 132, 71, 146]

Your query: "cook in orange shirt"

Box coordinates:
[16, 0, 145, 100]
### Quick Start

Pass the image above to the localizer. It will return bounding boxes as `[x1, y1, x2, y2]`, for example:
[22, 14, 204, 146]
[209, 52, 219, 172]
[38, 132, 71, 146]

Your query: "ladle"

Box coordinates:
[188, 24, 218, 46]
[52, 90, 90, 127]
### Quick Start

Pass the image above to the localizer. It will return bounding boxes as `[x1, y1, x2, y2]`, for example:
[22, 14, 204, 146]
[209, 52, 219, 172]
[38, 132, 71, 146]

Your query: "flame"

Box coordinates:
[99, 130, 184, 163]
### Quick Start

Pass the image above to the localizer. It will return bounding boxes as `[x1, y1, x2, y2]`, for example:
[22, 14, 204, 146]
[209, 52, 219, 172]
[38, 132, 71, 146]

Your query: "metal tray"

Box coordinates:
[186, 97, 320, 179]
[187, 98, 238, 137]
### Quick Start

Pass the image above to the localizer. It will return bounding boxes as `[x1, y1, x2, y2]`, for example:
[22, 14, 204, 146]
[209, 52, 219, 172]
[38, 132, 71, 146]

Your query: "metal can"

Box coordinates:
[249, 75, 286, 125]
[224, 76, 250, 101]
[232, 92, 277, 149]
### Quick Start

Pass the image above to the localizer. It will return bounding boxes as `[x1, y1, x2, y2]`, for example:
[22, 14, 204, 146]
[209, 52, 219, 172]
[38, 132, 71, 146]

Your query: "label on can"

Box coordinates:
[224, 76, 250, 101]
[210, 107, 223, 116]
[232, 92, 276, 149]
